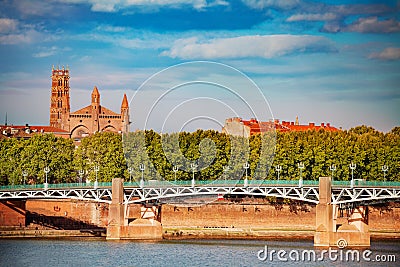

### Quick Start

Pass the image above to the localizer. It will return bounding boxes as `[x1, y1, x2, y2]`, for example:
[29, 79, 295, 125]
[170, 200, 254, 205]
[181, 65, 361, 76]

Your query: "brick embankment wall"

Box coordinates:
[1, 199, 399, 238]
[25, 199, 109, 229]
[161, 200, 315, 230]
[0, 201, 26, 227]
[368, 204, 400, 233]
[161, 201, 400, 233]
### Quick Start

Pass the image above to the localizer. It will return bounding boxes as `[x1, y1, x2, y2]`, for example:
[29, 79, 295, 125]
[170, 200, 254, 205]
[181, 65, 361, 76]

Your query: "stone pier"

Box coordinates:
[314, 177, 370, 248]
[106, 178, 162, 240]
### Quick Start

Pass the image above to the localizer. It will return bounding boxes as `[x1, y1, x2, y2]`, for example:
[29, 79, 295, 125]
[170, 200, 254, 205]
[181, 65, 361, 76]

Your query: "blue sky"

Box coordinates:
[0, 0, 399, 132]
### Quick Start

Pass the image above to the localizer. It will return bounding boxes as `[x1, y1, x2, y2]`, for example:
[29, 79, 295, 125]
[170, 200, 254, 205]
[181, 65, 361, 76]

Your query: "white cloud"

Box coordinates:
[0, 29, 43, 44]
[95, 25, 128, 33]
[323, 17, 400, 33]
[0, 18, 18, 34]
[59, 0, 227, 12]
[0, 17, 53, 45]
[162, 34, 336, 59]
[345, 17, 400, 33]
[369, 47, 400, 61]
[241, 0, 301, 10]
[32, 46, 71, 58]
[287, 13, 337, 22]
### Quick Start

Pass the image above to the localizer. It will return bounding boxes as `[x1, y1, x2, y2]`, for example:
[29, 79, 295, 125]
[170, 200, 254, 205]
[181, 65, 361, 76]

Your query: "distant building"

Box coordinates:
[0, 124, 70, 139]
[49, 66, 130, 140]
[222, 117, 339, 137]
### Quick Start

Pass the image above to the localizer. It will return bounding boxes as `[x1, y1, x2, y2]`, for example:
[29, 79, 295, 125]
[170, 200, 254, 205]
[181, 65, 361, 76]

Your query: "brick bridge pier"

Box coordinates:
[106, 178, 162, 240]
[314, 176, 370, 248]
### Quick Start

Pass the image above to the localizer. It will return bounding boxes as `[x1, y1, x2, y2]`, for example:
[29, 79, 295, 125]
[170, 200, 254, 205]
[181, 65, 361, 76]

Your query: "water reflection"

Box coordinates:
[0, 239, 398, 267]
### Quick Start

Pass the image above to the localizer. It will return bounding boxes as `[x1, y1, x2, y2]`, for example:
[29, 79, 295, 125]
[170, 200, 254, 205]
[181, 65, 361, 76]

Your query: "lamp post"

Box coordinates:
[44, 166, 50, 190]
[139, 163, 145, 188]
[243, 162, 249, 187]
[128, 167, 134, 183]
[78, 169, 84, 184]
[381, 165, 388, 182]
[329, 164, 336, 183]
[297, 162, 304, 188]
[223, 165, 230, 183]
[172, 165, 179, 184]
[275, 165, 282, 181]
[94, 165, 99, 189]
[22, 170, 28, 185]
[190, 163, 197, 188]
[349, 162, 356, 188]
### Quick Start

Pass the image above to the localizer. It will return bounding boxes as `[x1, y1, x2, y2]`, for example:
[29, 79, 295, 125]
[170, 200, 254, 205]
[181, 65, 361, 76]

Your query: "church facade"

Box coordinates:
[49, 66, 130, 140]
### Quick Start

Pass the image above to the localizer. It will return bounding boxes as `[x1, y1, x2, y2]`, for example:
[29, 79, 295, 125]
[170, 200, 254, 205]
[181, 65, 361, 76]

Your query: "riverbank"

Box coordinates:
[0, 228, 106, 238]
[163, 227, 400, 240]
[1, 227, 399, 240]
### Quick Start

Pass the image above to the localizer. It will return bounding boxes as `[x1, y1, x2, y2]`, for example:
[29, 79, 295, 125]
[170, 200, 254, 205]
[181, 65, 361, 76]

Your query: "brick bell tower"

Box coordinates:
[50, 66, 70, 130]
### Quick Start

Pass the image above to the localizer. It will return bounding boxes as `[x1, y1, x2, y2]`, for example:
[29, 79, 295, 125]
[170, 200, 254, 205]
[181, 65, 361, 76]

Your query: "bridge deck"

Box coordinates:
[0, 180, 399, 205]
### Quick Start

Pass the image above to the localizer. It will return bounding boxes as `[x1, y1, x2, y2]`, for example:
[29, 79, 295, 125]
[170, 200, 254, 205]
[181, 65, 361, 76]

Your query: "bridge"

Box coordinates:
[1, 180, 399, 205]
[1, 178, 399, 247]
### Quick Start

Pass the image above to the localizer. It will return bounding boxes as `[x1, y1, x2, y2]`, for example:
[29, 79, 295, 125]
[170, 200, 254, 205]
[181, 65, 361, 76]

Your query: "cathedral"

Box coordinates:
[49, 66, 130, 140]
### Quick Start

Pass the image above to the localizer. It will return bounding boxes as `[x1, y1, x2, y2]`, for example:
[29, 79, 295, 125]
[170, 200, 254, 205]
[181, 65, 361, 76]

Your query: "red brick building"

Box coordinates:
[49, 66, 130, 140]
[0, 124, 70, 139]
[222, 117, 339, 137]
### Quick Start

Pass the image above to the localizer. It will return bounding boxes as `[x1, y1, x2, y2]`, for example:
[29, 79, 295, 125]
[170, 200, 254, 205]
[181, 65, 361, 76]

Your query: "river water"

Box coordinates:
[0, 238, 398, 267]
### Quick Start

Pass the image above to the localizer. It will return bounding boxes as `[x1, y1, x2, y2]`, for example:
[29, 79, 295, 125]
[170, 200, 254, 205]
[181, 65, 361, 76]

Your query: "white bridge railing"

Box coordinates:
[1, 184, 399, 205]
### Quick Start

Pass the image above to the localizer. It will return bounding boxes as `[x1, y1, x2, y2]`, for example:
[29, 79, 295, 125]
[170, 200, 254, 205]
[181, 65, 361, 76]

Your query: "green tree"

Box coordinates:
[73, 132, 126, 182]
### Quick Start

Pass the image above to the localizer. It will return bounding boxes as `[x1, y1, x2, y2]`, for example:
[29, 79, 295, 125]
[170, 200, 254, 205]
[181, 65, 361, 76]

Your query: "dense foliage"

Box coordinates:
[0, 125, 398, 185]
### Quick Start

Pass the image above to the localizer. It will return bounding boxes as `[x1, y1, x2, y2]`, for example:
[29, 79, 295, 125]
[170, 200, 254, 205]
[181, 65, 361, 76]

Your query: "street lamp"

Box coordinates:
[94, 165, 99, 189]
[297, 162, 304, 188]
[349, 162, 356, 188]
[381, 165, 388, 182]
[44, 166, 50, 190]
[172, 165, 179, 183]
[329, 164, 336, 183]
[139, 163, 145, 188]
[128, 166, 134, 183]
[22, 170, 28, 185]
[78, 169, 84, 184]
[243, 162, 249, 187]
[190, 163, 197, 188]
[223, 165, 230, 183]
[275, 165, 282, 181]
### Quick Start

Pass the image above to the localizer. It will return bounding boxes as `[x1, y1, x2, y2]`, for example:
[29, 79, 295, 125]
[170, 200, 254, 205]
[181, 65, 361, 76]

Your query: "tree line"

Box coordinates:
[0, 125, 398, 185]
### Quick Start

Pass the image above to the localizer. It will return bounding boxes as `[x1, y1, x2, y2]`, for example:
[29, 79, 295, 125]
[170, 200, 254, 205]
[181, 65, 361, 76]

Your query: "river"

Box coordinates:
[0, 238, 398, 267]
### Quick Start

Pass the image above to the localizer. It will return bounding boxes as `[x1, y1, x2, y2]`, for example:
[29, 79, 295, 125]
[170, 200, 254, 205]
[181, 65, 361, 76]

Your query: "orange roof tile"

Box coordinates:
[226, 118, 339, 136]
[0, 125, 69, 133]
